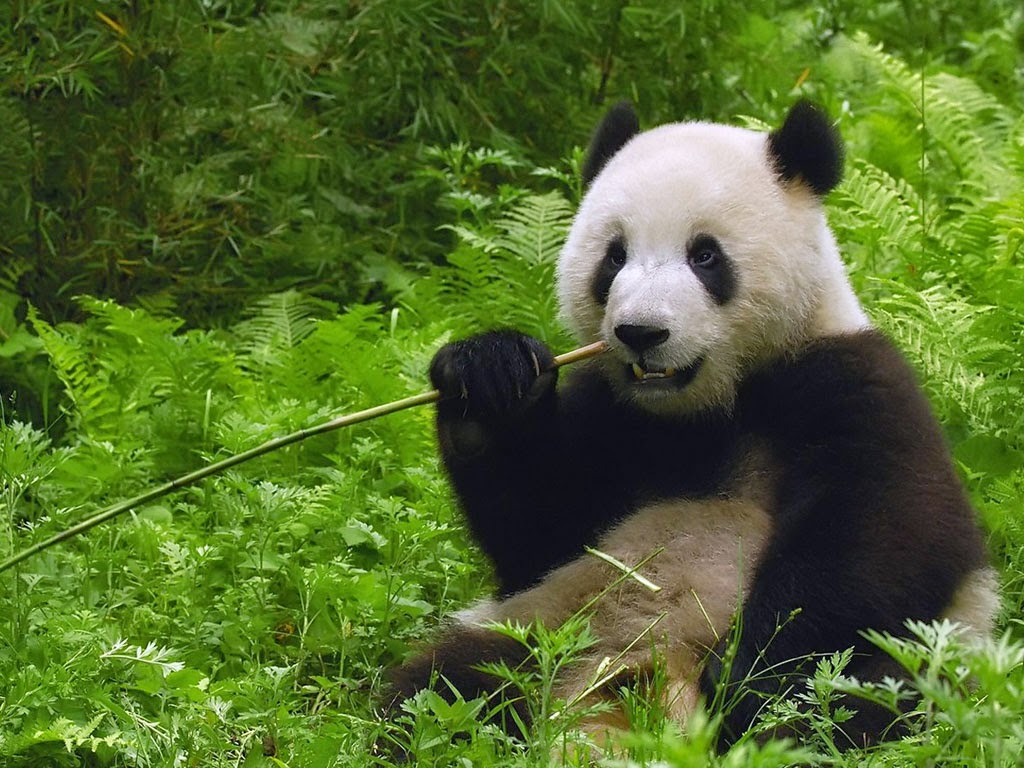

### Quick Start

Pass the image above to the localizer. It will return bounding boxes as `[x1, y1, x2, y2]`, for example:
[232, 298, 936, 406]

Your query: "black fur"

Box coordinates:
[404, 328, 987, 746]
[688, 234, 737, 305]
[768, 100, 844, 195]
[582, 101, 640, 186]
[387, 625, 533, 736]
[430, 330, 557, 431]
[702, 331, 987, 746]
[591, 237, 627, 306]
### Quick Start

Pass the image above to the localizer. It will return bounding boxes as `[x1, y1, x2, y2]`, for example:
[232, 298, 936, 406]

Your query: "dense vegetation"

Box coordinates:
[1, 1, 1023, 765]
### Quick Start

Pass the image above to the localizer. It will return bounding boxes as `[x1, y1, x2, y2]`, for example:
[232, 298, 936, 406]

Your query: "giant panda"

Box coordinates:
[388, 101, 998, 749]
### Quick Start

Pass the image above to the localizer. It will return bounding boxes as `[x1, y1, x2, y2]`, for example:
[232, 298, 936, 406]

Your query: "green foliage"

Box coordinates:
[854, 621, 1024, 760]
[6, 0, 1019, 327]
[1, 2, 1024, 766]
[408, 191, 576, 348]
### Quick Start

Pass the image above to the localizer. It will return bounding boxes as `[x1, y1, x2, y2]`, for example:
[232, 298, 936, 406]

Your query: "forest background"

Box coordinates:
[1, 1, 1023, 765]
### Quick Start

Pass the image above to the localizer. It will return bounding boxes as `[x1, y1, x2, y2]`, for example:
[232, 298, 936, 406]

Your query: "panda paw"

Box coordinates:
[429, 330, 557, 424]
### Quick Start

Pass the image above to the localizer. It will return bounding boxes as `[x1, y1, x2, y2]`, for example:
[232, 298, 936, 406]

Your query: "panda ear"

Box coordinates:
[768, 100, 844, 196]
[582, 101, 640, 187]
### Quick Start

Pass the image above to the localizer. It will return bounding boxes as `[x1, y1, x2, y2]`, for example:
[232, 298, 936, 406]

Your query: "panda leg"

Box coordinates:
[385, 623, 534, 737]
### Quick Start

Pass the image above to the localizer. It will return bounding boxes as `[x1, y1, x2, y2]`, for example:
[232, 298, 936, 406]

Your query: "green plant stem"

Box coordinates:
[0, 340, 607, 574]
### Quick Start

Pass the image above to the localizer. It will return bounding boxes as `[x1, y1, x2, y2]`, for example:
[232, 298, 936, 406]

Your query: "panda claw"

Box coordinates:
[530, 350, 542, 378]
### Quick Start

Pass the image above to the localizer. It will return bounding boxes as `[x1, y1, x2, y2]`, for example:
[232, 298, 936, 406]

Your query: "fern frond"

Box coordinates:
[926, 73, 1014, 148]
[77, 297, 185, 340]
[993, 193, 1024, 265]
[871, 283, 1020, 435]
[492, 193, 575, 267]
[917, 76, 1009, 191]
[941, 197, 1006, 268]
[407, 192, 575, 346]
[831, 160, 924, 273]
[283, 303, 388, 395]
[0, 258, 31, 294]
[837, 34, 1013, 194]
[842, 33, 920, 102]
[27, 306, 119, 430]
[234, 290, 334, 363]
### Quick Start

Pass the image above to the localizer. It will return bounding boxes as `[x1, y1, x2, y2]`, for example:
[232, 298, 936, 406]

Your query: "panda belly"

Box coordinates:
[457, 499, 774, 734]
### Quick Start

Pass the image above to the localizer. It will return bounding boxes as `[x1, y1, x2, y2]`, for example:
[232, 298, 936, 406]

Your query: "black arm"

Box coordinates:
[703, 332, 988, 745]
[429, 330, 624, 595]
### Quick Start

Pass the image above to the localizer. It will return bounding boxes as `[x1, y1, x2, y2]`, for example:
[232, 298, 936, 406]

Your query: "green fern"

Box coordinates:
[27, 306, 120, 433]
[833, 33, 1015, 197]
[826, 33, 1024, 342]
[831, 160, 924, 274]
[75, 297, 187, 402]
[411, 192, 575, 347]
[0, 258, 30, 295]
[275, 303, 400, 405]
[992, 190, 1024, 264]
[870, 282, 1020, 435]
[233, 290, 336, 366]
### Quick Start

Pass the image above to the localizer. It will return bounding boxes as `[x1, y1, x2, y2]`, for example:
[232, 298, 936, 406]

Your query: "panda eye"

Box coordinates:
[692, 248, 717, 267]
[606, 238, 627, 268]
[689, 236, 721, 269]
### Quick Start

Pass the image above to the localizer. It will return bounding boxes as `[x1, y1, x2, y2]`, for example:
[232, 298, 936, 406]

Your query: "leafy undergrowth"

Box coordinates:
[2, 35, 1024, 768]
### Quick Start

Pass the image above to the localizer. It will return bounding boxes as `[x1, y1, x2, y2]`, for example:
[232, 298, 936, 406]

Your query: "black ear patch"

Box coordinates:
[582, 101, 640, 187]
[768, 101, 844, 196]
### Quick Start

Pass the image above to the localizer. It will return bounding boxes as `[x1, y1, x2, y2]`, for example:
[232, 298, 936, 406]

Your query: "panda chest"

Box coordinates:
[468, 443, 778, 699]
[575, 436, 781, 645]
[589, 494, 775, 646]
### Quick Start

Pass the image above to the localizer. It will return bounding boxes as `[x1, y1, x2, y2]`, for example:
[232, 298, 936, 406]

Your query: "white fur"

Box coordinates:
[557, 121, 869, 414]
[941, 567, 1001, 645]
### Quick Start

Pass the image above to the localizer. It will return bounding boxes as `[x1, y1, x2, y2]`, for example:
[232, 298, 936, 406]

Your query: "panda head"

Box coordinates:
[557, 101, 870, 415]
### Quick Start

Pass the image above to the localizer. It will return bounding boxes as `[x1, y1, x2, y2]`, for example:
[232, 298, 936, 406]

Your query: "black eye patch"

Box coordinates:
[590, 237, 627, 306]
[688, 234, 736, 305]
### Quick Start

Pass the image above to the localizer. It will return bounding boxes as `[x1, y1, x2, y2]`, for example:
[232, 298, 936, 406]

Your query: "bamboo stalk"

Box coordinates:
[0, 340, 607, 574]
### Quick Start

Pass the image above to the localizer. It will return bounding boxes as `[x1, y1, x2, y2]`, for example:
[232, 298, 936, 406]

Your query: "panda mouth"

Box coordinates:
[629, 357, 704, 388]
[631, 363, 675, 380]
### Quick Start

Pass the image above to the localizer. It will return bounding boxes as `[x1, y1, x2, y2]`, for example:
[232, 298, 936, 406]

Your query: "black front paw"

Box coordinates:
[429, 331, 557, 424]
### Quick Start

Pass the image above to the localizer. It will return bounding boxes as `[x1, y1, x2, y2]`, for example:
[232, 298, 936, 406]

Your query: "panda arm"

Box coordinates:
[705, 331, 988, 743]
[430, 331, 624, 595]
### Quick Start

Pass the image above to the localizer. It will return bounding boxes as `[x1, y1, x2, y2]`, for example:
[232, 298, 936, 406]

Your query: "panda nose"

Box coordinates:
[614, 324, 670, 354]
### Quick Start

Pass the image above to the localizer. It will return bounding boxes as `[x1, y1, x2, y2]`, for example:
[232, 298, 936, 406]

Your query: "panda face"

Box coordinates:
[558, 116, 868, 415]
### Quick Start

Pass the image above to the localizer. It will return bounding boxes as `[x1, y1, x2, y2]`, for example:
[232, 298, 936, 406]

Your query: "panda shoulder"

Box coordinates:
[741, 330, 936, 433]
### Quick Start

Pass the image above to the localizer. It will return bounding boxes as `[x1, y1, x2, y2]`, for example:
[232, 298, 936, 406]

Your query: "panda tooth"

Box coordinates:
[632, 362, 681, 381]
